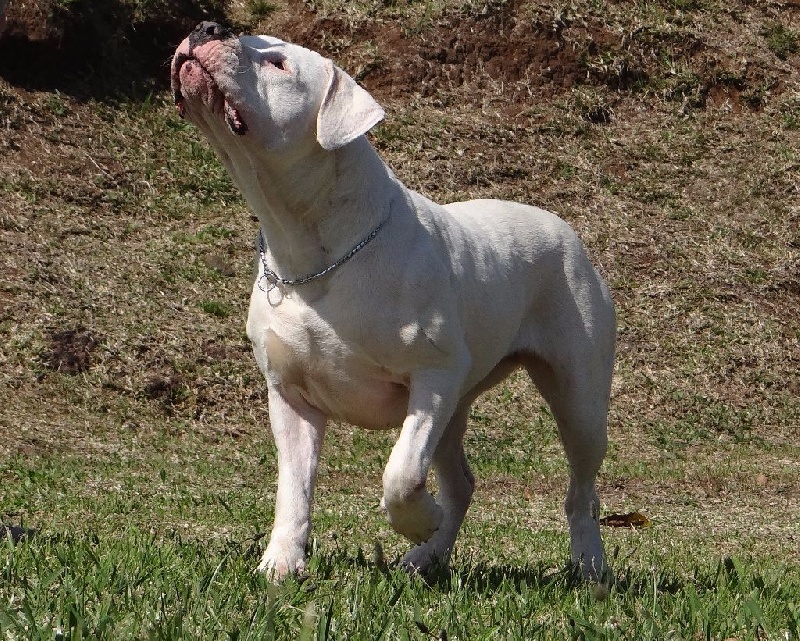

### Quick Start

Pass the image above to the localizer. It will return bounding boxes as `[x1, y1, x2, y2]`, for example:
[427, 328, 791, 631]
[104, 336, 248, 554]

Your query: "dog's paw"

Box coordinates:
[381, 490, 443, 544]
[256, 546, 307, 581]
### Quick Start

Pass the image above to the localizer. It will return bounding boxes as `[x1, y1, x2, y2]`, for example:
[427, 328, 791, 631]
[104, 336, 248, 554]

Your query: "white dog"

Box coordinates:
[171, 22, 616, 582]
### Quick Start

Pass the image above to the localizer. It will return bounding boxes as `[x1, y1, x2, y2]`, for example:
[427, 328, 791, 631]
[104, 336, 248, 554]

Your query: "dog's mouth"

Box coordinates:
[172, 51, 248, 136]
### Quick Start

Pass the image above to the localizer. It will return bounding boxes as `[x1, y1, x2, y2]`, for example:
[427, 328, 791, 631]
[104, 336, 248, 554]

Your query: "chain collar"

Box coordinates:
[257, 218, 387, 293]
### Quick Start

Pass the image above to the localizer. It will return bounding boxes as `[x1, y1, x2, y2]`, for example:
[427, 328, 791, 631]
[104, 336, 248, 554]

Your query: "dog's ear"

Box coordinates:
[316, 61, 384, 151]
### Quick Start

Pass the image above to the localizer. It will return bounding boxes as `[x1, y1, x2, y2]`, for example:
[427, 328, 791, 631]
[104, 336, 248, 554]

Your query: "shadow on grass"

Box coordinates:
[0, 523, 36, 544]
[300, 542, 719, 600]
[299, 542, 594, 593]
[6, 527, 781, 606]
[430, 559, 583, 592]
[0, 0, 227, 100]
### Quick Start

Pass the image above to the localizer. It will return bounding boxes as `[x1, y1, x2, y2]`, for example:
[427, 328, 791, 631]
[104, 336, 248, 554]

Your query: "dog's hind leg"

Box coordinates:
[523, 349, 612, 582]
[400, 402, 474, 573]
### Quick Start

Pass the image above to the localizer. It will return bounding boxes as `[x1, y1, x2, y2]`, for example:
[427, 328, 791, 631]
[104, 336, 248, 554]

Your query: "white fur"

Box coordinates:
[172, 31, 616, 582]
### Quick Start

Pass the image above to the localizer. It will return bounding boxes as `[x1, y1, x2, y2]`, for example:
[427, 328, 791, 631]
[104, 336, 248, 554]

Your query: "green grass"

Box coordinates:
[247, 0, 278, 21]
[3, 447, 799, 640]
[764, 23, 800, 61]
[200, 301, 232, 318]
[5, 536, 798, 639]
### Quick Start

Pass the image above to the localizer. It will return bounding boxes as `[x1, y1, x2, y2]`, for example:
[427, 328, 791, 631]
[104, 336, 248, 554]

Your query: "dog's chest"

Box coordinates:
[248, 295, 409, 429]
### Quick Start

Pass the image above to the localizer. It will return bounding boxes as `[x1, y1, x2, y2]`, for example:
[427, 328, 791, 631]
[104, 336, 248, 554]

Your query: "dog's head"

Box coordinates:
[171, 22, 384, 153]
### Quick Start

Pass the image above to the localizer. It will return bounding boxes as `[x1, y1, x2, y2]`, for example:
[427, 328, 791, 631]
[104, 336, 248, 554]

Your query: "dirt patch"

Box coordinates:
[271, 5, 590, 101]
[371, 20, 586, 99]
[44, 327, 101, 375]
[143, 372, 188, 403]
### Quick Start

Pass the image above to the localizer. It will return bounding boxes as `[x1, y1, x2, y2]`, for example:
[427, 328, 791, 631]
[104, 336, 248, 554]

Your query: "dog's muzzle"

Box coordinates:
[172, 22, 248, 136]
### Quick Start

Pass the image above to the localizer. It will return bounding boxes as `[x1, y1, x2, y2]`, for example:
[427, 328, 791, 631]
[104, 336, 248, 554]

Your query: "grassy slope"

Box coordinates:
[1, 0, 799, 638]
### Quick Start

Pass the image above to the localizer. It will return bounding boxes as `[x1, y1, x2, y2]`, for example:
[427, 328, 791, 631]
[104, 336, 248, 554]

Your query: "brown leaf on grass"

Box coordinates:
[600, 511, 652, 528]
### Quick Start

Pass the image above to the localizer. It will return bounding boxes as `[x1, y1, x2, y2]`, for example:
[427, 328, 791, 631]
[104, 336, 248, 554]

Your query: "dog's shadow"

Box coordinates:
[302, 544, 586, 593]
[424, 557, 583, 593]
[301, 543, 691, 598]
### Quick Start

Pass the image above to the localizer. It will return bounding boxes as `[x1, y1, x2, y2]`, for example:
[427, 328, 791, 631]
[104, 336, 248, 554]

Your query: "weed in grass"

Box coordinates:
[248, 0, 278, 20]
[45, 92, 68, 117]
[667, 0, 705, 9]
[764, 23, 800, 61]
[200, 300, 232, 318]
[782, 113, 799, 130]
[197, 224, 235, 241]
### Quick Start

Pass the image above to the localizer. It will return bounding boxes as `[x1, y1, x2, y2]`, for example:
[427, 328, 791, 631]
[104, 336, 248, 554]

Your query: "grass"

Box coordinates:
[3, 441, 799, 639]
[247, 0, 278, 21]
[764, 23, 800, 61]
[4, 538, 798, 639]
[1, 0, 799, 638]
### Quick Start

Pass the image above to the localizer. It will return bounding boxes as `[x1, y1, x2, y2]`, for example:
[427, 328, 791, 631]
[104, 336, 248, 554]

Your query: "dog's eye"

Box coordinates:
[263, 55, 287, 72]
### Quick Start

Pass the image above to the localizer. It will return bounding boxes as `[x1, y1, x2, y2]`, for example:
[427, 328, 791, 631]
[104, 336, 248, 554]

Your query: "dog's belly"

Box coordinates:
[264, 327, 410, 430]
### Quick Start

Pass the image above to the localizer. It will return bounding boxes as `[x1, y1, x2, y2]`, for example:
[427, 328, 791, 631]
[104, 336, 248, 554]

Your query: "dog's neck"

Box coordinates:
[234, 136, 399, 282]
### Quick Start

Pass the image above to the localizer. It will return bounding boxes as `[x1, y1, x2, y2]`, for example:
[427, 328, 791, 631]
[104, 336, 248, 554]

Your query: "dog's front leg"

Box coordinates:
[257, 384, 327, 579]
[382, 363, 469, 545]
